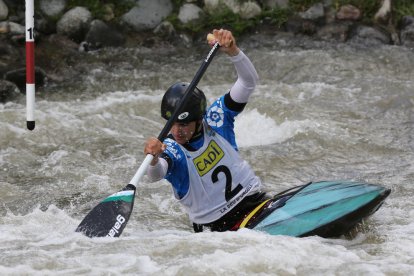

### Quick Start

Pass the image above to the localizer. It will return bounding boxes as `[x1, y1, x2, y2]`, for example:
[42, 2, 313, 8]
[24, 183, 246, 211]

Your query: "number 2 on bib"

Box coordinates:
[211, 165, 243, 201]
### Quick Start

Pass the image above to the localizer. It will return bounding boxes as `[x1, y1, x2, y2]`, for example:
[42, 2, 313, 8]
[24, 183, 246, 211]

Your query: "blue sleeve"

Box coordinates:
[205, 95, 241, 151]
[163, 138, 190, 199]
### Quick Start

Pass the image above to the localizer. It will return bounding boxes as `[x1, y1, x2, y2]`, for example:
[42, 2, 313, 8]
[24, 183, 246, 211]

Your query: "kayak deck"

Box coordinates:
[244, 181, 390, 238]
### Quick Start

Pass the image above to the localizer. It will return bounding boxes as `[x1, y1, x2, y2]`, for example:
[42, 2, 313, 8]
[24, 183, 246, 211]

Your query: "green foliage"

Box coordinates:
[260, 7, 291, 27]
[394, 0, 414, 23]
[289, 0, 322, 12]
[170, 7, 260, 36]
[170, 0, 186, 12]
[206, 8, 258, 35]
[170, 4, 291, 37]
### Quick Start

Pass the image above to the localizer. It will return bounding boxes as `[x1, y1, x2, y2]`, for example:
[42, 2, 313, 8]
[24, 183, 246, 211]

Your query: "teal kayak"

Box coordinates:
[241, 181, 390, 237]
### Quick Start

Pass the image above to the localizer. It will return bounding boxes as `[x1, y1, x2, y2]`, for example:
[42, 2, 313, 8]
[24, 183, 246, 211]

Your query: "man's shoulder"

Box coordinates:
[206, 96, 226, 128]
[206, 95, 241, 126]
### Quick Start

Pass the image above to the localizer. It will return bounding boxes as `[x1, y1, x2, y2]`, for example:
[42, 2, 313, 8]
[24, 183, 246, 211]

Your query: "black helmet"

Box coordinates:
[161, 82, 206, 123]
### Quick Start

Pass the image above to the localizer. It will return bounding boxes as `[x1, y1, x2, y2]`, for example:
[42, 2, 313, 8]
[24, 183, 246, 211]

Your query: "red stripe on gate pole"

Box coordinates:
[26, 0, 35, 130]
[26, 42, 35, 84]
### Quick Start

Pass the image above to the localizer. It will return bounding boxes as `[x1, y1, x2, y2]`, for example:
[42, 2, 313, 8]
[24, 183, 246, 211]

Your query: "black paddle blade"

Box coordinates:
[76, 184, 136, 238]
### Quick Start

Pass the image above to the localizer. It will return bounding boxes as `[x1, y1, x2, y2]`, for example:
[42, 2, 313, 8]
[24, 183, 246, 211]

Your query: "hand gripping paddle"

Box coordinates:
[76, 41, 220, 237]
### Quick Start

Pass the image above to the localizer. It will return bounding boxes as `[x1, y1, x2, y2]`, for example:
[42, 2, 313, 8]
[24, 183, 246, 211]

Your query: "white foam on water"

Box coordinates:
[2, 181, 409, 276]
[3, 203, 410, 276]
[234, 108, 316, 148]
[1, 42, 414, 275]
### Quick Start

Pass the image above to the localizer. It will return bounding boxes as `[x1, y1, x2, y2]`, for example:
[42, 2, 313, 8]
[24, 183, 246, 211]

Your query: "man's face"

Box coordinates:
[170, 121, 197, 144]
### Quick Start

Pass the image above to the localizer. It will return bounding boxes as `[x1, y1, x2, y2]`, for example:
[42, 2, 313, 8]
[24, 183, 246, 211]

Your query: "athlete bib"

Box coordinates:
[178, 121, 261, 224]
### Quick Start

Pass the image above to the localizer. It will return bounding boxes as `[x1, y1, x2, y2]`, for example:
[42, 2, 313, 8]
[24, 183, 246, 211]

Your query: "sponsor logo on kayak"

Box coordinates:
[268, 198, 283, 208]
[106, 214, 126, 237]
[193, 140, 224, 176]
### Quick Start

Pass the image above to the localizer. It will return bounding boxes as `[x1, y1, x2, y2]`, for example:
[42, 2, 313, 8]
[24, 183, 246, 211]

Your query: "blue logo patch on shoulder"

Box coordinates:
[207, 105, 224, 128]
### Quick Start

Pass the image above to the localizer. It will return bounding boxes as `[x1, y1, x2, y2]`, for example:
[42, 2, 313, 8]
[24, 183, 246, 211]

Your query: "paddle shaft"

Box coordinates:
[130, 42, 220, 187]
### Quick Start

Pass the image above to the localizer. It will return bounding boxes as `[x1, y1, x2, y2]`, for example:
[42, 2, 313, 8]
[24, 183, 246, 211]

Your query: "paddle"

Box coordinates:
[76, 41, 221, 238]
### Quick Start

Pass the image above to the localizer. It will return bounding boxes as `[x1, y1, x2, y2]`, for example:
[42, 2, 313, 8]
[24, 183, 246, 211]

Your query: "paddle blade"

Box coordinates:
[76, 184, 136, 238]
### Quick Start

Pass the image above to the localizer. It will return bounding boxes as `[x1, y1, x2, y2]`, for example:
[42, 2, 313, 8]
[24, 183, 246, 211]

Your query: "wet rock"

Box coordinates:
[0, 21, 7, 33]
[240, 1, 261, 20]
[204, 0, 261, 19]
[350, 25, 391, 45]
[40, 0, 67, 18]
[4, 67, 47, 91]
[35, 16, 57, 35]
[317, 22, 350, 42]
[0, 37, 22, 75]
[298, 3, 325, 21]
[0, 79, 20, 102]
[324, 6, 337, 24]
[336, 5, 361, 21]
[204, 0, 238, 15]
[56, 7, 92, 42]
[178, 3, 204, 24]
[101, 4, 115, 22]
[401, 16, 414, 28]
[285, 16, 317, 35]
[153, 21, 176, 40]
[0, 21, 24, 35]
[85, 20, 125, 48]
[284, 16, 303, 34]
[37, 0, 66, 35]
[35, 34, 80, 79]
[262, 0, 289, 9]
[121, 0, 173, 32]
[44, 33, 79, 52]
[400, 16, 414, 48]
[178, 33, 192, 48]
[3, 0, 21, 10]
[0, 0, 8, 21]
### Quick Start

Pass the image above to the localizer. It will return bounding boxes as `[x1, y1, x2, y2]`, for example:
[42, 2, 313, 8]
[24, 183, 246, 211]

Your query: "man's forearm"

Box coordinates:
[147, 157, 168, 182]
[229, 50, 259, 103]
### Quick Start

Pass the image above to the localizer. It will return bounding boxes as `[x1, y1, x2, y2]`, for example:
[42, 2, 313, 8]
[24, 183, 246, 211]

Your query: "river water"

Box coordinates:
[1, 33, 413, 275]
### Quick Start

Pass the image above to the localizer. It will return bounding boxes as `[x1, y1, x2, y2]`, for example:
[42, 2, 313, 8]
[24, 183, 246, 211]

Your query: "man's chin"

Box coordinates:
[175, 138, 186, 144]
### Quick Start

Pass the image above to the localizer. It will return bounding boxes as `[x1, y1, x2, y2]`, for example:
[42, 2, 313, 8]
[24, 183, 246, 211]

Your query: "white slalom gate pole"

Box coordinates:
[25, 0, 35, 130]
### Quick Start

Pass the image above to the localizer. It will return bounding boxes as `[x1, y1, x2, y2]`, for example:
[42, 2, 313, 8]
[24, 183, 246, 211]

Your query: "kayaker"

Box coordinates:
[144, 28, 268, 232]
